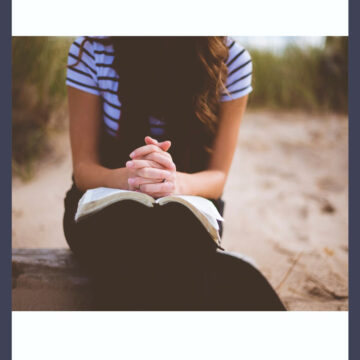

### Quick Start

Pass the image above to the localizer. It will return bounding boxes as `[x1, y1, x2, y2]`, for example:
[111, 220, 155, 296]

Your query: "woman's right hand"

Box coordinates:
[125, 137, 176, 193]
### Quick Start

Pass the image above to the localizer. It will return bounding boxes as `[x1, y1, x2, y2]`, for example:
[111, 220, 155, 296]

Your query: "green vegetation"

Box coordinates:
[247, 37, 348, 113]
[12, 37, 73, 179]
[12, 36, 347, 179]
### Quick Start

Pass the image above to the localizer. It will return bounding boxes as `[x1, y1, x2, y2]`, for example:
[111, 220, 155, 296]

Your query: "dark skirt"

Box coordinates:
[63, 181, 286, 311]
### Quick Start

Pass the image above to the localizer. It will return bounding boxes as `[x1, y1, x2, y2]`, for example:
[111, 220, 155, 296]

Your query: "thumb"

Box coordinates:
[145, 136, 171, 152]
[145, 136, 158, 145]
[159, 140, 171, 152]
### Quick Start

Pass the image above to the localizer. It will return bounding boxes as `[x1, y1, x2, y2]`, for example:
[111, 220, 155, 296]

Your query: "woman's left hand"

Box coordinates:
[126, 137, 179, 198]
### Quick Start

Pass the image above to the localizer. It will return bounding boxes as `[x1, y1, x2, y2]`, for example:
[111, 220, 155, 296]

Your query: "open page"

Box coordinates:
[75, 187, 155, 222]
[80, 187, 135, 205]
[173, 195, 223, 221]
[156, 195, 224, 242]
[156, 195, 223, 224]
[76, 189, 223, 246]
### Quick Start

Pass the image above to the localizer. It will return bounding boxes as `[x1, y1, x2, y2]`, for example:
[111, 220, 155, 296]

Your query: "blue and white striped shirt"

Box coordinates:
[66, 37, 252, 140]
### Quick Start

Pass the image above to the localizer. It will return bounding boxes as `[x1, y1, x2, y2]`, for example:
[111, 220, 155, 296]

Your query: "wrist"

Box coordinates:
[176, 171, 191, 195]
[104, 167, 131, 190]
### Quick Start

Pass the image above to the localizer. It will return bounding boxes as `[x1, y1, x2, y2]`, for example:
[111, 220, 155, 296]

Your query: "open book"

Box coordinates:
[75, 187, 224, 246]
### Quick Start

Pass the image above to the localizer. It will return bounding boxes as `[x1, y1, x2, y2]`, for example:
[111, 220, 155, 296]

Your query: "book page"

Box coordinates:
[156, 195, 224, 233]
[81, 187, 136, 205]
[202, 213, 220, 231]
[157, 195, 224, 222]
[75, 187, 156, 222]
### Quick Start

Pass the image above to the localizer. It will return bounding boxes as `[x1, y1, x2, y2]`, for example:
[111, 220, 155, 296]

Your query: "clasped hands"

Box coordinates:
[126, 136, 178, 198]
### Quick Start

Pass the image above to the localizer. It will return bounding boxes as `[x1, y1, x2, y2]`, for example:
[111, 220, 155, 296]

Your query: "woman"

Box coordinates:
[63, 36, 285, 310]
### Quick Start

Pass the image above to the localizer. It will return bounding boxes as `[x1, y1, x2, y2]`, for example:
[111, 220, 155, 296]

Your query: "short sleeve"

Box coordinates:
[221, 38, 253, 102]
[66, 36, 100, 96]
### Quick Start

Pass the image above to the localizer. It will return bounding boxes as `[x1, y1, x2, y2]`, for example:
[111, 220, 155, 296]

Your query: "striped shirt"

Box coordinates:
[66, 36, 253, 140]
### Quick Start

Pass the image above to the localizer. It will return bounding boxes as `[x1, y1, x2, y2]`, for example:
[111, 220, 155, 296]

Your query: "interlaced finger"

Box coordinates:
[139, 181, 175, 197]
[142, 152, 175, 170]
[130, 144, 164, 159]
[136, 167, 173, 181]
[126, 159, 163, 170]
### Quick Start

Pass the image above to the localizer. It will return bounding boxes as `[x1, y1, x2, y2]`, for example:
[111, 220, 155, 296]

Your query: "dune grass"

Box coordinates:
[12, 37, 73, 179]
[247, 37, 348, 113]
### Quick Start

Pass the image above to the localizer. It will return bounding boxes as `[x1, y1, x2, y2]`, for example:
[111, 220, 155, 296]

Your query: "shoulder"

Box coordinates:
[68, 36, 96, 60]
[225, 37, 252, 72]
[68, 36, 115, 64]
[221, 37, 253, 102]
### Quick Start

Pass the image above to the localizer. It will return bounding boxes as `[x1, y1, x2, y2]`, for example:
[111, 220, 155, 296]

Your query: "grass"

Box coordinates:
[12, 37, 74, 179]
[247, 37, 348, 113]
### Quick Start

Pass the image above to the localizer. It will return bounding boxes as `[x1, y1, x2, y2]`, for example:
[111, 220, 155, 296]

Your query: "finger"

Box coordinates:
[129, 144, 164, 159]
[145, 136, 158, 145]
[158, 141, 171, 152]
[139, 181, 175, 196]
[145, 136, 171, 152]
[144, 149, 172, 161]
[137, 167, 173, 181]
[126, 159, 163, 170]
[145, 192, 171, 199]
[128, 177, 163, 187]
[142, 152, 176, 170]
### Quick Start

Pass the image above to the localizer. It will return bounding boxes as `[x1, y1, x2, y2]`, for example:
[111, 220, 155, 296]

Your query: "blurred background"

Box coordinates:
[12, 37, 348, 310]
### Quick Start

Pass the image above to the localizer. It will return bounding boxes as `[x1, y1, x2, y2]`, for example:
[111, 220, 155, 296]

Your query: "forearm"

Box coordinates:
[177, 170, 227, 199]
[73, 161, 130, 192]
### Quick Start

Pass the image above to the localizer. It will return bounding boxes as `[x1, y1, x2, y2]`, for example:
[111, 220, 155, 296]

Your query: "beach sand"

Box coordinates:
[12, 110, 348, 310]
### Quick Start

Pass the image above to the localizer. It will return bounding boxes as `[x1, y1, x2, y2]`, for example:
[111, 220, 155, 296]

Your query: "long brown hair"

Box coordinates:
[69, 36, 229, 171]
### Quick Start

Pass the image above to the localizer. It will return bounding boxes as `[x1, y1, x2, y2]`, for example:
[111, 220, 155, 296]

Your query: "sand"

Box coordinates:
[12, 110, 348, 310]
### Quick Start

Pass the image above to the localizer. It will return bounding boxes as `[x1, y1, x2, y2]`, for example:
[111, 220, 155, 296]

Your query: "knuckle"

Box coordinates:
[132, 160, 141, 168]
[136, 178, 144, 185]
[143, 168, 151, 178]
[152, 160, 162, 169]
[138, 168, 146, 177]
[145, 160, 153, 168]
[141, 184, 149, 192]
[138, 177, 148, 185]
[144, 154, 154, 162]
[151, 152, 160, 161]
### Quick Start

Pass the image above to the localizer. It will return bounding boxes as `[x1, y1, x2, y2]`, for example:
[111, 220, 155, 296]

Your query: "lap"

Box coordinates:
[62, 186, 285, 310]
[63, 192, 216, 265]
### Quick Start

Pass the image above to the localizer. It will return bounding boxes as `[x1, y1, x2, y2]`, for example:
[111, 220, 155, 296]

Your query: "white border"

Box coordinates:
[13, 311, 348, 360]
[11, 1, 349, 359]
[12, 0, 348, 36]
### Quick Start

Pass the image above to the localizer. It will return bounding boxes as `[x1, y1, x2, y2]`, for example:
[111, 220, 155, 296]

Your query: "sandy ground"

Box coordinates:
[12, 110, 348, 310]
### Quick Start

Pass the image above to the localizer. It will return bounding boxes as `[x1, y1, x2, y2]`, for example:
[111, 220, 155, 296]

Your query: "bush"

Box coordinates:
[247, 37, 348, 113]
[12, 37, 73, 178]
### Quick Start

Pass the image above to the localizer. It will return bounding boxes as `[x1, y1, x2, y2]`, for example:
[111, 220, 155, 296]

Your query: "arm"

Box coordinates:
[177, 95, 249, 198]
[68, 87, 130, 191]
[68, 87, 172, 192]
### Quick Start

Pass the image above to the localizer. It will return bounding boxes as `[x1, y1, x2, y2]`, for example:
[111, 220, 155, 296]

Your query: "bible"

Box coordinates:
[75, 187, 224, 246]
